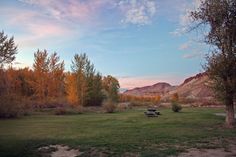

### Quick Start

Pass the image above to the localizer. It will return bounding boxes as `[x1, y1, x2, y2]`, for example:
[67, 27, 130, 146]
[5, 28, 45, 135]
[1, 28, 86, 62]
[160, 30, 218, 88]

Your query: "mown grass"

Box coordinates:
[0, 107, 235, 157]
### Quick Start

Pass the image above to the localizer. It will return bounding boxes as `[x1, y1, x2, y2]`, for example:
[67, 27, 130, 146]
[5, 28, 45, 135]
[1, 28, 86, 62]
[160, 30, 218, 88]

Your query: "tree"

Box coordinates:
[103, 75, 120, 102]
[33, 50, 65, 104]
[85, 72, 104, 106]
[33, 50, 49, 102]
[48, 53, 65, 98]
[70, 53, 105, 106]
[0, 31, 17, 66]
[65, 72, 78, 105]
[71, 53, 88, 106]
[191, 0, 236, 127]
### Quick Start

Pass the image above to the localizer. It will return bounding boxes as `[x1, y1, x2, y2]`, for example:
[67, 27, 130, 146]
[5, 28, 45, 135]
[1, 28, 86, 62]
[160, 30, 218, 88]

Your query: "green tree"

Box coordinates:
[191, 0, 236, 127]
[71, 53, 88, 106]
[71, 53, 104, 106]
[86, 72, 104, 106]
[0, 31, 17, 66]
[103, 75, 120, 102]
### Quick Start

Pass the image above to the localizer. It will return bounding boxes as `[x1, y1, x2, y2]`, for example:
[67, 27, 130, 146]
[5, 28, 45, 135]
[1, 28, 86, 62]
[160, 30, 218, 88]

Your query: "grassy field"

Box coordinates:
[0, 107, 235, 157]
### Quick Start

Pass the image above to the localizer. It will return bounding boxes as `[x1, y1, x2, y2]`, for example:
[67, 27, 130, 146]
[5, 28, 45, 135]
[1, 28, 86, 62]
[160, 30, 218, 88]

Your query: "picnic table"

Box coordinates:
[144, 108, 161, 117]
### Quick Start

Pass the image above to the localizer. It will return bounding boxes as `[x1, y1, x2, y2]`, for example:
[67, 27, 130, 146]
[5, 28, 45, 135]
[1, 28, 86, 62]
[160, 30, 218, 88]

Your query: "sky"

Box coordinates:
[0, 0, 209, 89]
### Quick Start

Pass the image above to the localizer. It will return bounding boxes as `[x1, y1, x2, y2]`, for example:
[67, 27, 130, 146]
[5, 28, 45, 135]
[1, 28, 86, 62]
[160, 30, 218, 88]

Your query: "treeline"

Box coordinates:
[119, 94, 161, 104]
[0, 31, 119, 118]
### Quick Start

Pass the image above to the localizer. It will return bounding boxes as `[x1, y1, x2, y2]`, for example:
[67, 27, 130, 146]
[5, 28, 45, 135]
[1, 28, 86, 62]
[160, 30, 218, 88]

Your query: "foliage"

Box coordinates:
[0, 32, 119, 117]
[33, 50, 65, 103]
[171, 102, 182, 112]
[70, 53, 104, 106]
[102, 100, 117, 113]
[65, 73, 78, 105]
[119, 94, 161, 104]
[171, 93, 179, 102]
[102, 75, 120, 102]
[191, 0, 236, 127]
[0, 31, 17, 66]
[130, 101, 153, 107]
[0, 94, 26, 118]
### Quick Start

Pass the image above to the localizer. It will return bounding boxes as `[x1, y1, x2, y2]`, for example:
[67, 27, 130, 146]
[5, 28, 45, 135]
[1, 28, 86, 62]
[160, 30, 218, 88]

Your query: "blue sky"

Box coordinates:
[0, 0, 208, 89]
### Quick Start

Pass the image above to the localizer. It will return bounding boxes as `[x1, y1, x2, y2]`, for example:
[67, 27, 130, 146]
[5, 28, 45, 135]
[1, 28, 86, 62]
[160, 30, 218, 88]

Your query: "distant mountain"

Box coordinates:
[123, 82, 175, 96]
[123, 72, 214, 100]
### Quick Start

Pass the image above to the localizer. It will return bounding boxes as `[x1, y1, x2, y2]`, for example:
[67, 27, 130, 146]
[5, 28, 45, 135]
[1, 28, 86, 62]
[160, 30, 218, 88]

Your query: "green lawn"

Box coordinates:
[0, 107, 235, 157]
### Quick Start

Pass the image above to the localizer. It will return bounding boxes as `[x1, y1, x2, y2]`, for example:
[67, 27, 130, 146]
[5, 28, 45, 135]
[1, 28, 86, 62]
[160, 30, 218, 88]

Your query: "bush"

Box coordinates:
[54, 106, 84, 115]
[171, 102, 182, 112]
[103, 100, 117, 113]
[54, 107, 66, 115]
[0, 94, 23, 118]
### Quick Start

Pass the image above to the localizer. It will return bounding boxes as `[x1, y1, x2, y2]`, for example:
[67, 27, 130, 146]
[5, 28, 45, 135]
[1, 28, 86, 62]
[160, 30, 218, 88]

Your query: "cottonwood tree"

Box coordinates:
[0, 31, 17, 95]
[33, 50, 65, 104]
[71, 53, 88, 106]
[70, 53, 104, 106]
[0, 31, 17, 66]
[65, 72, 78, 105]
[103, 75, 120, 102]
[48, 53, 65, 98]
[33, 50, 50, 102]
[191, 0, 236, 127]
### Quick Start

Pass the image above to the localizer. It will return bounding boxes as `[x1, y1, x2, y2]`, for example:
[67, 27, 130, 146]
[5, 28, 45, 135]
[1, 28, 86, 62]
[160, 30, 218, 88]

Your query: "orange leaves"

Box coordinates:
[65, 73, 78, 105]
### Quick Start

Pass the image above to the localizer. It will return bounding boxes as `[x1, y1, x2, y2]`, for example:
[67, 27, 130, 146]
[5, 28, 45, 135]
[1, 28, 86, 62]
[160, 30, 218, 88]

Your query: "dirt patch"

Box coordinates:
[38, 145, 140, 157]
[177, 144, 236, 157]
[38, 145, 82, 157]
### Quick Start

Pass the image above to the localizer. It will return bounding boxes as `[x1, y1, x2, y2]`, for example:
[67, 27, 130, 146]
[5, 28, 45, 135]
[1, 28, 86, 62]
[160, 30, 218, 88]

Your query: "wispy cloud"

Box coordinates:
[0, 6, 75, 48]
[118, 0, 157, 25]
[179, 42, 189, 50]
[18, 0, 111, 24]
[179, 40, 205, 59]
[182, 52, 202, 59]
[170, 0, 203, 36]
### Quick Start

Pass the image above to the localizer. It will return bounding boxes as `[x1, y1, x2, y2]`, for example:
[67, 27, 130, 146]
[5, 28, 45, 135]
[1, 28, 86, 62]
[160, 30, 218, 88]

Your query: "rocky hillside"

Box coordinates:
[123, 82, 175, 96]
[123, 73, 214, 100]
[166, 73, 214, 100]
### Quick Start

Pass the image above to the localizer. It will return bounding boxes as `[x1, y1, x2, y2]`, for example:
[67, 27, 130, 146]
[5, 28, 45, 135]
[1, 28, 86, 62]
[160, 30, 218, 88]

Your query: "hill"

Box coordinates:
[123, 82, 175, 96]
[123, 73, 214, 101]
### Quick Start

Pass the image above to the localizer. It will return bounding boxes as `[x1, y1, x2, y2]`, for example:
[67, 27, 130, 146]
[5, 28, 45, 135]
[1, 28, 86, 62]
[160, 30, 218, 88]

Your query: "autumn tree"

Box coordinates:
[65, 73, 78, 105]
[191, 0, 236, 127]
[0, 31, 17, 66]
[48, 53, 65, 99]
[33, 50, 49, 102]
[103, 75, 120, 102]
[32, 50, 65, 104]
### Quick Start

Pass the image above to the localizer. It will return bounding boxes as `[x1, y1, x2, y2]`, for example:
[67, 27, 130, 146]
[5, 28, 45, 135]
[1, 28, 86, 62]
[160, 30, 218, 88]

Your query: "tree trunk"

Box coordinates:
[225, 98, 235, 128]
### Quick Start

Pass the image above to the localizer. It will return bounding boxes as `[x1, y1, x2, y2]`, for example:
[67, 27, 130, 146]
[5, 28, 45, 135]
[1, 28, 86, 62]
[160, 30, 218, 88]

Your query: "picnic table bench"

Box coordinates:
[144, 108, 161, 117]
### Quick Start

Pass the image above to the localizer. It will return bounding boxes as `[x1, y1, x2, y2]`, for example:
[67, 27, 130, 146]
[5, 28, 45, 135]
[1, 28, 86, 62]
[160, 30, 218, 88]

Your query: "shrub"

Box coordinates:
[0, 94, 23, 118]
[171, 102, 182, 112]
[54, 106, 84, 115]
[103, 100, 117, 113]
[54, 107, 66, 115]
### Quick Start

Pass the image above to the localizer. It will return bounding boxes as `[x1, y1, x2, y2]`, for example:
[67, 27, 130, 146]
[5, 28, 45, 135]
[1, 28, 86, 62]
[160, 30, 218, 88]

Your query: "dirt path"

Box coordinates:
[177, 145, 236, 157]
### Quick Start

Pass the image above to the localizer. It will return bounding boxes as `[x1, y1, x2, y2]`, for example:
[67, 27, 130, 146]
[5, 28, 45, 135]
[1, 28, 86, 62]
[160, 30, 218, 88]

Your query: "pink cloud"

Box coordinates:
[18, 0, 112, 25]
